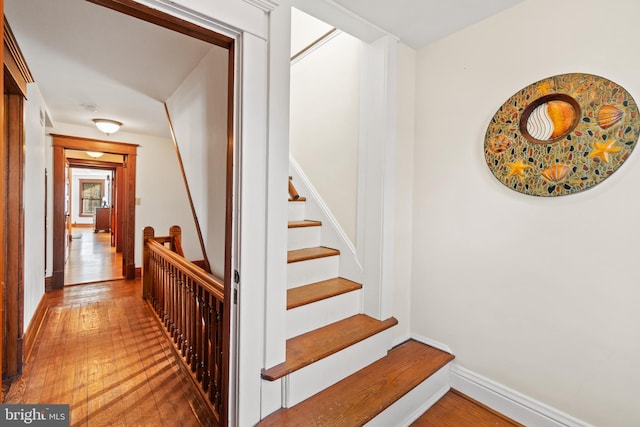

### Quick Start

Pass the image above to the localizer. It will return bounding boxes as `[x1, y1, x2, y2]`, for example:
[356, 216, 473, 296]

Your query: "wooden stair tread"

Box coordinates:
[410, 389, 524, 426]
[262, 314, 398, 381]
[288, 197, 306, 202]
[287, 246, 339, 263]
[288, 278, 362, 309]
[259, 340, 454, 426]
[288, 220, 322, 228]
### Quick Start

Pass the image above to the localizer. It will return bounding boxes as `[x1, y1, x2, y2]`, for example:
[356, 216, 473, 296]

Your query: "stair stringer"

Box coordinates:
[289, 156, 364, 284]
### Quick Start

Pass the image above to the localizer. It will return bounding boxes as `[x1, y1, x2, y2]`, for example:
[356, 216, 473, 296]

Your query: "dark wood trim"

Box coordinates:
[86, 0, 234, 49]
[22, 292, 48, 364]
[4, 92, 24, 378]
[51, 134, 138, 154]
[52, 136, 137, 288]
[66, 158, 122, 169]
[51, 146, 66, 290]
[122, 153, 136, 279]
[44, 276, 53, 292]
[115, 164, 124, 252]
[191, 260, 208, 270]
[0, 1, 6, 402]
[3, 18, 33, 97]
[3, 18, 33, 83]
[221, 41, 235, 427]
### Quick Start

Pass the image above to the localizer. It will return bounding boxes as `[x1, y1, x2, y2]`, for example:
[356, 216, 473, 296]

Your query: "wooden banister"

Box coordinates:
[142, 226, 225, 423]
[289, 176, 306, 201]
[288, 176, 300, 200]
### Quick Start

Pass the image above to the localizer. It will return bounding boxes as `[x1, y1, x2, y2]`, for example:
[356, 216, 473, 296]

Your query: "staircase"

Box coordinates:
[258, 185, 455, 425]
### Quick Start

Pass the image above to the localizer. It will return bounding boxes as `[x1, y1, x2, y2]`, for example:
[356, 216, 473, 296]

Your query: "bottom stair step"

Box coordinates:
[410, 389, 524, 427]
[258, 339, 455, 426]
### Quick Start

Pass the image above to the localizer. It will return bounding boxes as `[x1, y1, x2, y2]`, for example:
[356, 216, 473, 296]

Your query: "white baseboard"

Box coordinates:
[410, 333, 453, 354]
[450, 365, 594, 427]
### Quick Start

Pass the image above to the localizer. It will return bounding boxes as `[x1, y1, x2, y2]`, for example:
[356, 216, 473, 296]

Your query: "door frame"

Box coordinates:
[51, 135, 138, 288]
[68, 2, 236, 423]
[65, 159, 120, 250]
[1, 0, 240, 420]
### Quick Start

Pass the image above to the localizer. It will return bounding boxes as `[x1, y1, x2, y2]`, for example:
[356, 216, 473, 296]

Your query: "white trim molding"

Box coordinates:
[289, 156, 364, 283]
[411, 333, 454, 355]
[242, 0, 278, 13]
[450, 365, 594, 427]
[134, 0, 243, 38]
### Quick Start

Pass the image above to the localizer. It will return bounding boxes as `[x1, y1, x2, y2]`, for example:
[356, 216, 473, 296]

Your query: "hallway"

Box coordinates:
[4, 280, 215, 426]
[64, 227, 123, 285]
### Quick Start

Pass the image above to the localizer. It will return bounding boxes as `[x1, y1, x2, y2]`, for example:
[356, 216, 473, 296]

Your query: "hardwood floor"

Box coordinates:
[5, 280, 215, 426]
[64, 226, 123, 285]
[411, 389, 524, 426]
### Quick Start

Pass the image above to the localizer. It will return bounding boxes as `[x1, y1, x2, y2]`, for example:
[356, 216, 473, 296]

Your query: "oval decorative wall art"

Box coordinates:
[484, 73, 640, 196]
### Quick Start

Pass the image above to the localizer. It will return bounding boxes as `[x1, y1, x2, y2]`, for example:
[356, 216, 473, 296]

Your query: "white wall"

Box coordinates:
[412, 0, 640, 425]
[392, 43, 416, 343]
[290, 7, 333, 56]
[23, 83, 48, 330]
[289, 30, 361, 244]
[166, 45, 229, 279]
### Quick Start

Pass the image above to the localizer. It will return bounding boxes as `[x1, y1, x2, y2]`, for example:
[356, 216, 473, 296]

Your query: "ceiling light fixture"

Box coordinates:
[86, 151, 104, 158]
[93, 118, 122, 135]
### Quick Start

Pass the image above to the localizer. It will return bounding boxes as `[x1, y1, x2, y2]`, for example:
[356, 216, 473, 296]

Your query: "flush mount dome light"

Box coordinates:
[93, 118, 122, 135]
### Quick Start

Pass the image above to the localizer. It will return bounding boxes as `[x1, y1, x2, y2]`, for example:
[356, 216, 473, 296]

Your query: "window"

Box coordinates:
[79, 179, 104, 216]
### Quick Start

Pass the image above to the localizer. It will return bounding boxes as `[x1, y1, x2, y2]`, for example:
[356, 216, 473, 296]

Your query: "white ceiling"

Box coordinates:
[4, 0, 523, 140]
[5, 0, 214, 138]
[332, 0, 524, 49]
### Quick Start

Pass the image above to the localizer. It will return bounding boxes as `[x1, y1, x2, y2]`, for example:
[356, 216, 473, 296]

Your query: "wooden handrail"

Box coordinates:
[146, 239, 224, 300]
[142, 226, 226, 422]
[163, 103, 212, 274]
[288, 176, 300, 201]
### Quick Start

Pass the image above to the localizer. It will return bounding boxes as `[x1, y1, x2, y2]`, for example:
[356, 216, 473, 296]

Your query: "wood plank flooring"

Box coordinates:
[4, 280, 215, 426]
[64, 227, 123, 285]
[411, 389, 524, 426]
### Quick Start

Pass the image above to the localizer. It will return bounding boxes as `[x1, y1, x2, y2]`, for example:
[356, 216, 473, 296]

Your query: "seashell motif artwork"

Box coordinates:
[526, 100, 577, 141]
[597, 104, 623, 129]
[488, 134, 514, 153]
[541, 164, 570, 182]
[484, 73, 640, 196]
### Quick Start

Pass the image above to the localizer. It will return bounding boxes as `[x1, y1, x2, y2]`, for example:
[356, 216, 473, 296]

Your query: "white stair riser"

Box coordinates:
[260, 378, 283, 419]
[365, 364, 451, 427]
[284, 328, 394, 408]
[286, 290, 362, 339]
[287, 225, 321, 251]
[288, 201, 306, 221]
[287, 256, 339, 289]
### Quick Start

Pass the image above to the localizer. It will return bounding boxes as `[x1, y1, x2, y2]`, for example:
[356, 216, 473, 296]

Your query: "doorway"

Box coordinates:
[51, 134, 138, 290]
[63, 157, 123, 285]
